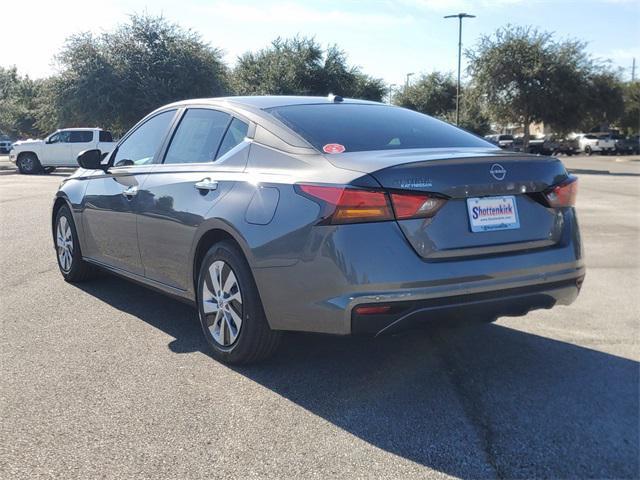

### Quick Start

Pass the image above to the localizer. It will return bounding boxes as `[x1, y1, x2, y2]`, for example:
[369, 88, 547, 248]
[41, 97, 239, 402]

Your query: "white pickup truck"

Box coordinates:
[9, 128, 116, 174]
[575, 133, 616, 155]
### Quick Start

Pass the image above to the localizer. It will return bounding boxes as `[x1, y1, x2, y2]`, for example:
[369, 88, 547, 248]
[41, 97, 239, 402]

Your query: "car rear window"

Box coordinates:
[266, 103, 493, 153]
[99, 131, 113, 142]
[69, 131, 94, 143]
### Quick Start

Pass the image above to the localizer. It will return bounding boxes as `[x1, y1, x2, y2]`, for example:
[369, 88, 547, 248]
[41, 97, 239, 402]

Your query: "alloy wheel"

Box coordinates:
[56, 216, 74, 272]
[20, 157, 34, 172]
[201, 260, 243, 346]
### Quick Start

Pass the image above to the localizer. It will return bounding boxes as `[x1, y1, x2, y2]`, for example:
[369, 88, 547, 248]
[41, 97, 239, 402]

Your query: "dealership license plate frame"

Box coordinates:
[467, 195, 520, 233]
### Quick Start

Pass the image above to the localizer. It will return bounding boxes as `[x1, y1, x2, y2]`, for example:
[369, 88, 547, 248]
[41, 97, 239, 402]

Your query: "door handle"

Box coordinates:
[123, 185, 138, 198]
[194, 178, 218, 191]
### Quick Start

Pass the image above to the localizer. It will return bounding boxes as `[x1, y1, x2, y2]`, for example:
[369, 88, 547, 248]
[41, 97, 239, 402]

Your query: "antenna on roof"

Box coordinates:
[328, 93, 343, 103]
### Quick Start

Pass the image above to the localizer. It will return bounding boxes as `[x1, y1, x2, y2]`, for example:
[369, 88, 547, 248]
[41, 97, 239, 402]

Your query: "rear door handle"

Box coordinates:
[123, 185, 138, 198]
[194, 178, 218, 191]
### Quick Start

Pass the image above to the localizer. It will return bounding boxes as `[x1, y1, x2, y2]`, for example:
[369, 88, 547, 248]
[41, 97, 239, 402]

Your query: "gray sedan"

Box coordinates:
[52, 96, 585, 364]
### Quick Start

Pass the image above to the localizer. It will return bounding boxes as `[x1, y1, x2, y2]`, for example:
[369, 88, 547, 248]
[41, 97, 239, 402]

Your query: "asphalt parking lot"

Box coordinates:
[1, 154, 638, 479]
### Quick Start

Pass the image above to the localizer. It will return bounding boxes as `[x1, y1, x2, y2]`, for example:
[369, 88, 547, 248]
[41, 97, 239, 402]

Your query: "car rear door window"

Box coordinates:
[267, 103, 493, 152]
[113, 110, 176, 166]
[69, 131, 94, 143]
[99, 131, 113, 142]
[216, 118, 249, 159]
[164, 109, 231, 164]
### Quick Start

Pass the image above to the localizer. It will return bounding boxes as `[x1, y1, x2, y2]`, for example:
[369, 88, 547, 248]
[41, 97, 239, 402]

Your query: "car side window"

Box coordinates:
[69, 131, 94, 143]
[49, 132, 70, 144]
[99, 131, 113, 142]
[164, 109, 230, 164]
[216, 118, 249, 159]
[113, 110, 176, 167]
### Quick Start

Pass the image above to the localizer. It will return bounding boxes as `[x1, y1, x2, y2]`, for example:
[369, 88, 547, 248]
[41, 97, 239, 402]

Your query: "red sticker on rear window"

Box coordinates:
[323, 143, 345, 154]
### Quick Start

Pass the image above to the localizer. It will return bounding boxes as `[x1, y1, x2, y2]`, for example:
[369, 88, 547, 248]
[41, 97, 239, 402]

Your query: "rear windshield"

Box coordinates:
[266, 103, 493, 153]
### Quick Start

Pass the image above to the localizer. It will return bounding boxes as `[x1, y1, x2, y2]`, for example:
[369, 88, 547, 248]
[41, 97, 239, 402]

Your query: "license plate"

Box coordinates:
[467, 196, 520, 232]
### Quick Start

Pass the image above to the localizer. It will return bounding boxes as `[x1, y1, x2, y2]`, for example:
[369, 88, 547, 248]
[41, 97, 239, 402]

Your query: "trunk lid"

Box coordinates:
[331, 149, 569, 260]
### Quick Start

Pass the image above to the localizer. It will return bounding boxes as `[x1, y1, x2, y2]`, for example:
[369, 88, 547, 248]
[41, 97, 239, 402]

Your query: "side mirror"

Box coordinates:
[77, 149, 106, 170]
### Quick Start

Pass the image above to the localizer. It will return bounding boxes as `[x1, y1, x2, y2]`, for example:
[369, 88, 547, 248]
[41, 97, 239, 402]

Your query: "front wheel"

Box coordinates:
[584, 146, 593, 156]
[17, 153, 41, 174]
[197, 241, 281, 364]
[55, 206, 98, 282]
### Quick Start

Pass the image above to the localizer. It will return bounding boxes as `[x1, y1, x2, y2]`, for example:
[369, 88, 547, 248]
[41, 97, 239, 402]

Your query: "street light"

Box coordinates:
[388, 83, 397, 104]
[405, 72, 414, 93]
[444, 12, 475, 126]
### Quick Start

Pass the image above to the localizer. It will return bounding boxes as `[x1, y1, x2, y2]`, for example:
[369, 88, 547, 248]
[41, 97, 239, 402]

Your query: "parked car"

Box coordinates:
[0, 139, 13, 153]
[512, 134, 578, 156]
[484, 134, 514, 149]
[610, 134, 637, 155]
[575, 133, 615, 155]
[553, 137, 579, 156]
[9, 128, 115, 174]
[509, 136, 557, 155]
[52, 96, 584, 364]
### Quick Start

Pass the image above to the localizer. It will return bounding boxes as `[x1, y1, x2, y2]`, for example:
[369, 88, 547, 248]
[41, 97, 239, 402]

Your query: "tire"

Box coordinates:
[197, 241, 281, 364]
[54, 205, 98, 282]
[17, 153, 42, 174]
[584, 146, 592, 156]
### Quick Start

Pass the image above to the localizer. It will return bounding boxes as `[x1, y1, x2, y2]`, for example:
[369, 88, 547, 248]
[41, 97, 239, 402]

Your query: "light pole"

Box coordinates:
[388, 83, 397, 104]
[405, 72, 414, 93]
[444, 12, 475, 126]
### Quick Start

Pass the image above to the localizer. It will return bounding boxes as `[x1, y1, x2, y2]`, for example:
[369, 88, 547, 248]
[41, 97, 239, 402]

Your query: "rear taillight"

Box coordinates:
[297, 185, 393, 224]
[389, 192, 446, 219]
[296, 184, 447, 224]
[544, 176, 578, 207]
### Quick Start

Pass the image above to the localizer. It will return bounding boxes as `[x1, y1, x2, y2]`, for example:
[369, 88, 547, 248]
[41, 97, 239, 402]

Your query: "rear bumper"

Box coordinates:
[253, 209, 584, 335]
[352, 276, 583, 335]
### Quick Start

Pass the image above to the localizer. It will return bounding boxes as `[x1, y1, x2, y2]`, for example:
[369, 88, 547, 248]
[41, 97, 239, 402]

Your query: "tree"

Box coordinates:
[48, 14, 229, 135]
[579, 71, 625, 132]
[619, 81, 640, 134]
[453, 86, 492, 136]
[393, 72, 456, 117]
[0, 67, 44, 138]
[467, 26, 594, 149]
[231, 37, 384, 101]
[392, 73, 490, 135]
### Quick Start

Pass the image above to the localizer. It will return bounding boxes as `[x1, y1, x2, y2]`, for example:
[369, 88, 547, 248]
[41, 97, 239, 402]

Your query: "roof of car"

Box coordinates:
[57, 127, 108, 131]
[169, 95, 383, 110]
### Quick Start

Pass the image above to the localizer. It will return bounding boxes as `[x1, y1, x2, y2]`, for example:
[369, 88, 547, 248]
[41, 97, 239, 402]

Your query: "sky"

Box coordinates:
[3, 0, 639, 87]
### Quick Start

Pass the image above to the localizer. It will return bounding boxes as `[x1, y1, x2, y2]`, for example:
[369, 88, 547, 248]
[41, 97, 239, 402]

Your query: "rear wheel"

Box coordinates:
[197, 241, 280, 364]
[584, 146, 593, 156]
[55, 206, 98, 282]
[17, 153, 41, 174]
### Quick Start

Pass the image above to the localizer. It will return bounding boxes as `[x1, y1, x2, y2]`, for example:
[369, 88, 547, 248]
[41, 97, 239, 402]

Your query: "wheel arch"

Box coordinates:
[17, 150, 39, 161]
[51, 196, 73, 248]
[191, 224, 254, 299]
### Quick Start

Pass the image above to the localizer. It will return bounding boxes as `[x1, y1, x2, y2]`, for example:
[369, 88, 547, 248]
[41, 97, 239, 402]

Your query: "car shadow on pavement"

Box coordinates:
[76, 275, 639, 479]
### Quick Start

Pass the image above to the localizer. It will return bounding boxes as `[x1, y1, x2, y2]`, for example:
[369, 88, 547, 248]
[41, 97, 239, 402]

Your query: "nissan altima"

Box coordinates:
[52, 96, 585, 364]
